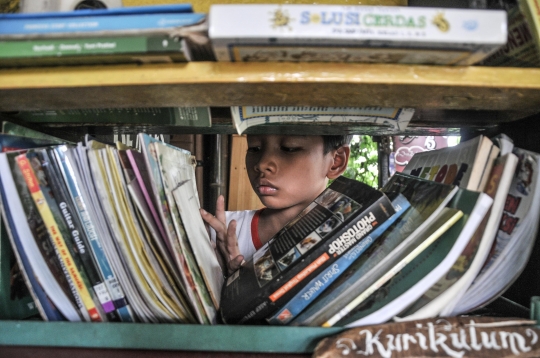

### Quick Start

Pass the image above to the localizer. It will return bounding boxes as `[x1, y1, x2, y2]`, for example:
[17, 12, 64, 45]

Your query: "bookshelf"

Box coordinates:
[1, 61, 540, 357]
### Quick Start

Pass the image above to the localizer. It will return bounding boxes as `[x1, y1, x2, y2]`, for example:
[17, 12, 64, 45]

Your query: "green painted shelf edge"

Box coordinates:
[0, 320, 344, 353]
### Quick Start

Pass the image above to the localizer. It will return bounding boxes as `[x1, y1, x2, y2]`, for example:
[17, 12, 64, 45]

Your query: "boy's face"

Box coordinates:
[246, 135, 334, 212]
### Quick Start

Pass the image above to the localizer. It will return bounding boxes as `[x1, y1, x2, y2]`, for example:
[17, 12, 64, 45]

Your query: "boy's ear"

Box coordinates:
[327, 145, 350, 180]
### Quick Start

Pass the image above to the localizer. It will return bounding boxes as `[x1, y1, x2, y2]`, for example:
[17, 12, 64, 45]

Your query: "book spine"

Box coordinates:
[228, 195, 394, 324]
[267, 195, 410, 325]
[53, 146, 134, 322]
[15, 154, 102, 322]
[0, 13, 205, 37]
[0, 34, 186, 60]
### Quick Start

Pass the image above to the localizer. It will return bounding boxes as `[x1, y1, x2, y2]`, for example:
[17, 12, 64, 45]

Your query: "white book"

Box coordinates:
[209, 4, 507, 65]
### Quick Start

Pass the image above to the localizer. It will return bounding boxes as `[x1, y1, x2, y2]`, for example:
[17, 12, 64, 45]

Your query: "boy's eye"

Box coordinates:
[280, 146, 301, 153]
[247, 146, 261, 153]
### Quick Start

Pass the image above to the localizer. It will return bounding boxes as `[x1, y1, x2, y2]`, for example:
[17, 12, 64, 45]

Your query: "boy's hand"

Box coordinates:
[200, 195, 244, 276]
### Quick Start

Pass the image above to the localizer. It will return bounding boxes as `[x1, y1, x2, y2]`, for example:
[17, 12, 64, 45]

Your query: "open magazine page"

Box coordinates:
[291, 173, 458, 327]
[221, 176, 395, 325]
[138, 133, 207, 324]
[456, 147, 540, 313]
[172, 180, 223, 309]
[104, 147, 193, 322]
[153, 140, 216, 323]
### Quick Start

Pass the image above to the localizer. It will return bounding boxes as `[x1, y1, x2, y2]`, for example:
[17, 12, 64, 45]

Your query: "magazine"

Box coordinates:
[231, 106, 414, 135]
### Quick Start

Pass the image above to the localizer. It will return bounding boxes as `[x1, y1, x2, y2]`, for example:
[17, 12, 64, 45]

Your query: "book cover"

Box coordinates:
[338, 188, 493, 327]
[210, 5, 506, 65]
[403, 135, 498, 192]
[231, 106, 414, 135]
[290, 173, 458, 327]
[2, 121, 70, 144]
[267, 193, 410, 325]
[220, 176, 395, 324]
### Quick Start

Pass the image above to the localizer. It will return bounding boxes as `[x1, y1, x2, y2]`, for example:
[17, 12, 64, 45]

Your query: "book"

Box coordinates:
[338, 188, 493, 327]
[0, 133, 62, 319]
[0, 183, 64, 321]
[209, 5, 507, 65]
[290, 173, 458, 327]
[51, 145, 135, 322]
[220, 176, 396, 324]
[454, 147, 540, 313]
[399, 152, 518, 319]
[0, 34, 191, 67]
[402, 135, 499, 192]
[31, 148, 121, 322]
[2, 121, 69, 144]
[321, 207, 463, 327]
[9, 107, 212, 128]
[267, 193, 410, 325]
[231, 106, 414, 135]
[0, 6, 204, 39]
[0, 151, 81, 321]
[481, 0, 540, 67]
[152, 140, 217, 323]
[16, 153, 103, 322]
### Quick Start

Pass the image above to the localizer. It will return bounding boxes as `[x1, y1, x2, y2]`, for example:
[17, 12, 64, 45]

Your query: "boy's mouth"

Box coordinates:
[256, 180, 277, 195]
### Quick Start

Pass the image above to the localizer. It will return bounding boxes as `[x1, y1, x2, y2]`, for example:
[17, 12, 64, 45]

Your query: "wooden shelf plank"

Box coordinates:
[0, 321, 342, 354]
[1, 63, 540, 111]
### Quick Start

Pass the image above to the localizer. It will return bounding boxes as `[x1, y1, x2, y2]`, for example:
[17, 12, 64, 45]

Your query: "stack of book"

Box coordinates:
[218, 133, 540, 327]
[0, 125, 222, 323]
[0, 4, 213, 67]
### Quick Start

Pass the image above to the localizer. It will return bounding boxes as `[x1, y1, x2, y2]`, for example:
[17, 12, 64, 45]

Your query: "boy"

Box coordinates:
[200, 134, 351, 275]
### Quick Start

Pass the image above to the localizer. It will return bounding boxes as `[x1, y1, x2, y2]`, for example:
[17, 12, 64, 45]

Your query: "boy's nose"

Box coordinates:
[255, 150, 277, 173]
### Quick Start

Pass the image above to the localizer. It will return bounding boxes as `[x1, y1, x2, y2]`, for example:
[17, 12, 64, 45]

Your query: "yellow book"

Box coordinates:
[16, 153, 102, 322]
[124, 0, 408, 14]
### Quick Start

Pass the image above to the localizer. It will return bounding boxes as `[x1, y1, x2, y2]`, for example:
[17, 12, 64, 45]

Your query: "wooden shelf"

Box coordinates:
[1, 62, 540, 114]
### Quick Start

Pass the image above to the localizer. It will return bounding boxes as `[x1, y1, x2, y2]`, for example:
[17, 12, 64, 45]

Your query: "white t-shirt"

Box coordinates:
[209, 209, 263, 261]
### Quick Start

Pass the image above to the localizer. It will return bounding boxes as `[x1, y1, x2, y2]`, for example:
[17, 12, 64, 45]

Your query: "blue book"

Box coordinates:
[0, 180, 64, 321]
[0, 4, 193, 19]
[267, 194, 410, 325]
[0, 12, 205, 38]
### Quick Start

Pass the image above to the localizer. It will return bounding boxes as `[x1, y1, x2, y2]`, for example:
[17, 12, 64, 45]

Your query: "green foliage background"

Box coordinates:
[343, 135, 378, 188]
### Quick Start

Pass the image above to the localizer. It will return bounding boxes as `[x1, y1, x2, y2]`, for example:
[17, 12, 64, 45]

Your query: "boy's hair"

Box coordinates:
[322, 135, 353, 154]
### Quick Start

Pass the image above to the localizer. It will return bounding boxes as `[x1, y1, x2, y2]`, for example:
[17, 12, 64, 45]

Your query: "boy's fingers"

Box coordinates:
[200, 208, 226, 234]
[226, 220, 242, 259]
[227, 254, 245, 274]
[215, 195, 226, 224]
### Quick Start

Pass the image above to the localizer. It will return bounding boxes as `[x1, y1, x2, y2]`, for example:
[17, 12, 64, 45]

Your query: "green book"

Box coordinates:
[0, 35, 189, 67]
[336, 188, 493, 327]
